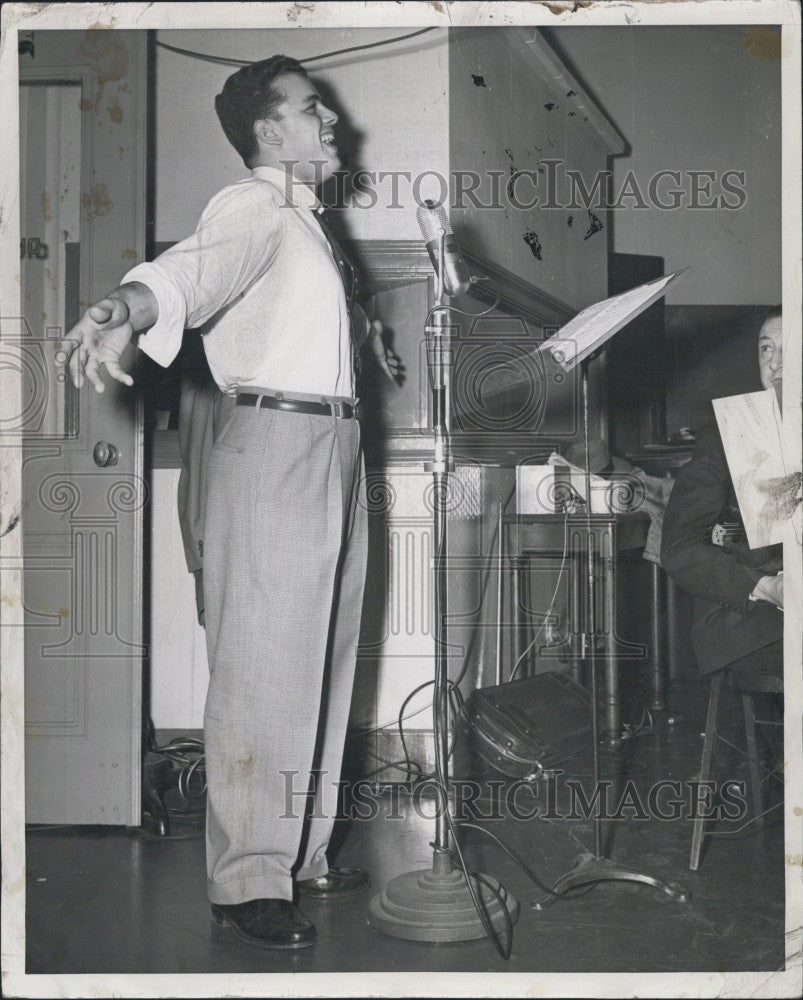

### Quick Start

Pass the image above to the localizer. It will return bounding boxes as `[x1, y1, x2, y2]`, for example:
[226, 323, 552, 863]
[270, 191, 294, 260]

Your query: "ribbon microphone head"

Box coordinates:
[416, 199, 471, 297]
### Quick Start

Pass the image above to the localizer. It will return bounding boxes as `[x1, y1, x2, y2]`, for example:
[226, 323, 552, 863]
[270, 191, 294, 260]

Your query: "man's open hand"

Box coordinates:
[366, 319, 402, 383]
[351, 304, 402, 383]
[59, 297, 135, 393]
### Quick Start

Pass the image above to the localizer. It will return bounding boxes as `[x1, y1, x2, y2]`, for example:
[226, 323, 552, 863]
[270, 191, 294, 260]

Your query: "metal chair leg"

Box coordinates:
[690, 672, 723, 871]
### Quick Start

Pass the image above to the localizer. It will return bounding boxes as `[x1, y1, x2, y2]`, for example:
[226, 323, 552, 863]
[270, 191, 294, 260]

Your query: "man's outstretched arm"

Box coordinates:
[60, 281, 158, 393]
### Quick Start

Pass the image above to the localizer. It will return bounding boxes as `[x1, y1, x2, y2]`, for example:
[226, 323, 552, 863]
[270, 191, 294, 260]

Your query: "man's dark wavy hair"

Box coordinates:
[214, 55, 308, 168]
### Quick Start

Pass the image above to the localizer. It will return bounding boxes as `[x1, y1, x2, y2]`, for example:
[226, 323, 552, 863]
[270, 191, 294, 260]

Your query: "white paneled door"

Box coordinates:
[19, 31, 147, 824]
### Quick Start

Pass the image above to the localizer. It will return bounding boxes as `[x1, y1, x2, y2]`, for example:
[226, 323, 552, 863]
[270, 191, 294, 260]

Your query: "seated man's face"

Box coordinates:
[758, 315, 783, 405]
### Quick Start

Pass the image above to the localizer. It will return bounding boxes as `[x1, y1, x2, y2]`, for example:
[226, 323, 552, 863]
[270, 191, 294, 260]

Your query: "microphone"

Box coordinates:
[416, 200, 471, 297]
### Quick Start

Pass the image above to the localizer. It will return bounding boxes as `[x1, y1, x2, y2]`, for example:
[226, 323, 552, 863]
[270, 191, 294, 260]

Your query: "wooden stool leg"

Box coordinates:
[690, 672, 723, 871]
[742, 692, 764, 826]
[649, 562, 666, 711]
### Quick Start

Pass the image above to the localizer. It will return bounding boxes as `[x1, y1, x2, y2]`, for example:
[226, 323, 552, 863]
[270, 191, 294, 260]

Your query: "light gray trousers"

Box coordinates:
[202, 400, 367, 904]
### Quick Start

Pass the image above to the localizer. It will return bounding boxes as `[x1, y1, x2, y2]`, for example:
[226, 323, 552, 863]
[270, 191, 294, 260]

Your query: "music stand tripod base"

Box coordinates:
[531, 852, 690, 911]
[368, 862, 520, 943]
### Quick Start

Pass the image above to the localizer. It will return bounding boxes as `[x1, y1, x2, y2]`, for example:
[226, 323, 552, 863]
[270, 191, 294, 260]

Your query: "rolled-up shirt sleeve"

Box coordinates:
[123, 260, 188, 367]
[123, 182, 286, 368]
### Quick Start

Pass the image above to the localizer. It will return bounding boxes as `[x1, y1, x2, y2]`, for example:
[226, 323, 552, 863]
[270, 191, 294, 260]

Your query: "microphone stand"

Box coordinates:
[532, 354, 689, 909]
[368, 233, 520, 943]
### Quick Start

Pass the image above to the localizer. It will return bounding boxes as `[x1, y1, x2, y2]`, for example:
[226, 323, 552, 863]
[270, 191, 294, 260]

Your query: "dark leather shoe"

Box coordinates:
[296, 866, 371, 899]
[211, 898, 316, 949]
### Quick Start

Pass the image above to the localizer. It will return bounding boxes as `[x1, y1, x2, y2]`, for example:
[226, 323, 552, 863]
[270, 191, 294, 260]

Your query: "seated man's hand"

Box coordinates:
[60, 297, 136, 393]
[750, 572, 784, 611]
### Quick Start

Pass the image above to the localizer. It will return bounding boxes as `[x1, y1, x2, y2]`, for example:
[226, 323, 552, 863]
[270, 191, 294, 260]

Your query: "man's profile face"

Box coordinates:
[268, 72, 341, 187]
[758, 314, 783, 404]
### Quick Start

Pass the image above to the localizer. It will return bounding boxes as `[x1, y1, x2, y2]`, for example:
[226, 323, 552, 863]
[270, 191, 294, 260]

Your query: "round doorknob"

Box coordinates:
[93, 441, 120, 467]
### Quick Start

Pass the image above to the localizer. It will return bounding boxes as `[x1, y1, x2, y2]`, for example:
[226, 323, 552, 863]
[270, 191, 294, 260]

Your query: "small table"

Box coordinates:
[503, 512, 657, 746]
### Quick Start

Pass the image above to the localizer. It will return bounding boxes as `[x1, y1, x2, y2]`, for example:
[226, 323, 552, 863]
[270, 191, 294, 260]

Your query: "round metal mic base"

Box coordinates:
[367, 865, 520, 943]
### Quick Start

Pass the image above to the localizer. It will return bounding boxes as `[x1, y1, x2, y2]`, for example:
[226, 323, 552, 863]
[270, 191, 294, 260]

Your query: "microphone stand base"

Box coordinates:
[368, 863, 520, 943]
[530, 852, 690, 911]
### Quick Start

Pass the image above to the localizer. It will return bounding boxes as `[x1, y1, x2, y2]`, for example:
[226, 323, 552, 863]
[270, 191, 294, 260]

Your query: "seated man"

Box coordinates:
[661, 306, 784, 681]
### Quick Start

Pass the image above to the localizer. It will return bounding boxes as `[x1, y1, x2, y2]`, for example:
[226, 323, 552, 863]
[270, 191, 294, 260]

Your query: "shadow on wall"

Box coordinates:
[664, 305, 775, 438]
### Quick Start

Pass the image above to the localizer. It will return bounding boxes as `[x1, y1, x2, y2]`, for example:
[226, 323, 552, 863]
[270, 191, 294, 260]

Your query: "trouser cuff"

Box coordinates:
[207, 873, 293, 905]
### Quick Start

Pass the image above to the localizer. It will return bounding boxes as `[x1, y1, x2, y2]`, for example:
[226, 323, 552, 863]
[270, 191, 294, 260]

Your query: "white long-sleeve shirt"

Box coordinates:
[125, 166, 353, 398]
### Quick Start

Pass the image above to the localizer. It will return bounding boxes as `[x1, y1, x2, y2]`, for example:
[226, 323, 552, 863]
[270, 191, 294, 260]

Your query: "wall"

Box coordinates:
[153, 27, 450, 243]
[449, 27, 619, 310]
[664, 305, 771, 436]
[542, 25, 781, 306]
[149, 468, 208, 730]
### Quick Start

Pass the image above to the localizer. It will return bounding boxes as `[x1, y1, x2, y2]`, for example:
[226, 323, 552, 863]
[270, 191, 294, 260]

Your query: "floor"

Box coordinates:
[24, 673, 785, 979]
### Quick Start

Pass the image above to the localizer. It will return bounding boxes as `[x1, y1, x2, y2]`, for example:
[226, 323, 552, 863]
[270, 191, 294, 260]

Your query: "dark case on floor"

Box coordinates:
[454, 672, 591, 780]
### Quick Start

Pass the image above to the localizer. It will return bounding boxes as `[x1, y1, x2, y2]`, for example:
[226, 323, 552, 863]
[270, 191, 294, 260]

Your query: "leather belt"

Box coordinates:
[237, 393, 361, 419]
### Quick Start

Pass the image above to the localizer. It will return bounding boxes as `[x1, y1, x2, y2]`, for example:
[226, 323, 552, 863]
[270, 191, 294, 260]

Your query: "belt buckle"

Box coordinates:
[333, 401, 346, 419]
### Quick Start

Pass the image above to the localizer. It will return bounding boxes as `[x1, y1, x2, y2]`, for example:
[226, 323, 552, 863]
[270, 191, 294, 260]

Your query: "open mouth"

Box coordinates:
[321, 134, 337, 149]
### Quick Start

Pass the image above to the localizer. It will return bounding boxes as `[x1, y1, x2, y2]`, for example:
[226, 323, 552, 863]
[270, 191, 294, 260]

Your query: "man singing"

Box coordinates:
[61, 55, 397, 950]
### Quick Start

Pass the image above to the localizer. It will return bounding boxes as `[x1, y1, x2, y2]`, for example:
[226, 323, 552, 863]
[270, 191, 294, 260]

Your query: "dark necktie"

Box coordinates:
[314, 209, 362, 380]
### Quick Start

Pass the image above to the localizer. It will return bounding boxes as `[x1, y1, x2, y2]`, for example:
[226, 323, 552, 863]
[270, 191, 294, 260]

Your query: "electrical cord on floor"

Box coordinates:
[621, 706, 655, 741]
[431, 835, 515, 961]
[397, 679, 438, 782]
[359, 749, 425, 783]
[147, 735, 207, 803]
[436, 774, 608, 902]
[427, 521, 518, 962]
[430, 768, 515, 959]
[456, 821, 595, 904]
[509, 511, 570, 683]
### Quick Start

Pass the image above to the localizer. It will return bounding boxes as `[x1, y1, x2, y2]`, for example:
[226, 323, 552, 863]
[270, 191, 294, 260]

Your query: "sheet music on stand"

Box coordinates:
[539, 268, 689, 371]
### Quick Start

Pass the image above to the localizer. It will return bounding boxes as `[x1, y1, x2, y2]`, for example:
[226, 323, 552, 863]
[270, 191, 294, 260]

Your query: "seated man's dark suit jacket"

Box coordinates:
[661, 423, 783, 675]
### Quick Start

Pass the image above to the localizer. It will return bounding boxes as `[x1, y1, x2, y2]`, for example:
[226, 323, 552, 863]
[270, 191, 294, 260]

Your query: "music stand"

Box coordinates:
[531, 273, 690, 910]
